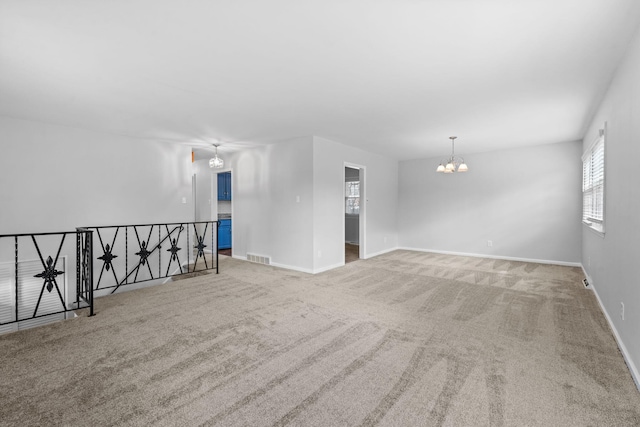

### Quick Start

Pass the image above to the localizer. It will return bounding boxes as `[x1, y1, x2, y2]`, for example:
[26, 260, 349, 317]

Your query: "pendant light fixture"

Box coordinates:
[436, 136, 468, 173]
[209, 144, 224, 169]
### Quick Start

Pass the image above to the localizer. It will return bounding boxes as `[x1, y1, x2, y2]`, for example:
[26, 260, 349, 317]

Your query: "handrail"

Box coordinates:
[82, 220, 217, 229]
[0, 230, 82, 238]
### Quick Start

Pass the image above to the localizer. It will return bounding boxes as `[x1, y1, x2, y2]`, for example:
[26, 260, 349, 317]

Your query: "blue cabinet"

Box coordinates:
[217, 172, 231, 201]
[218, 219, 231, 249]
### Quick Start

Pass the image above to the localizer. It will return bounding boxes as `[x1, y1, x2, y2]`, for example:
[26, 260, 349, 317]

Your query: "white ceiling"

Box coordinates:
[1, 1, 639, 160]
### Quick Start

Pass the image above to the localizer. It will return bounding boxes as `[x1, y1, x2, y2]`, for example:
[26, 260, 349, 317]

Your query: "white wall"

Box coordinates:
[219, 137, 316, 271]
[0, 116, 195, 307]
[193, 159, 214, 222]
[313, 136, 399, 272]
[0, 116, 193, 233]
[398, 141, 582, 264]
[582, 26, 640, 385]
[192, 136, 398, 273]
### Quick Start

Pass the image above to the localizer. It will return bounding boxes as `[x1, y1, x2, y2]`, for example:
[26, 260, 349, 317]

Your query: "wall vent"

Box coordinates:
[247, 253, 271, 266]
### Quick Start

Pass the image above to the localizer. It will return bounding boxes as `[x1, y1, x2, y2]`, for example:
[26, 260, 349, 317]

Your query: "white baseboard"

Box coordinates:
[312, 262, 345, 274]
[269, 261, 345, 275]
[230, 254, 311, 274]
[270, 261, 314, 274]
[587, 270, 640, 392]
[580, 265, 593, 288]
[363, 246, 399, 260]
[231, 254, 346, 275]
[397, 247, 581, 267]
[230, 246, 580, 274]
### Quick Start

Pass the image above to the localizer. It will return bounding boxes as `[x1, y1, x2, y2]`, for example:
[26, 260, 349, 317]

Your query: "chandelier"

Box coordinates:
[209, 144, 224, 169]
[436, 136, 468, 173]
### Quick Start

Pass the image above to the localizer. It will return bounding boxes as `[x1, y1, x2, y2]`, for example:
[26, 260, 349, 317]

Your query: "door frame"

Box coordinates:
[211, 168, 234, 250]
[343, 162, 366, 261]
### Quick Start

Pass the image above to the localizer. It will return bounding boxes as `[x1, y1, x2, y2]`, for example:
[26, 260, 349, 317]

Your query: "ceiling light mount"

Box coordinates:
[436, 136, 468, 173]
[209, 143, 224, 169]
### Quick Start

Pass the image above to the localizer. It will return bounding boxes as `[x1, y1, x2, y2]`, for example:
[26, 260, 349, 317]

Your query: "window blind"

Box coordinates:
[582, 136, 605, 228]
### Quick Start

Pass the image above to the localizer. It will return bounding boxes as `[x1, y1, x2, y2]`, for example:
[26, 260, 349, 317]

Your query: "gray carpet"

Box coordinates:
[1, 250, 639, 426]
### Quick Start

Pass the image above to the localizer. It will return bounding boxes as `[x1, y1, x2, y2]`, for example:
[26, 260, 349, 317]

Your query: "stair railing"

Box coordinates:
[85, 221, 218, 294]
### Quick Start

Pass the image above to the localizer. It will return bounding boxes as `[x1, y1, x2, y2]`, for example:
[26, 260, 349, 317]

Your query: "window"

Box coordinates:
[582, 131, 605, 234]
[345, 181, 360, 215]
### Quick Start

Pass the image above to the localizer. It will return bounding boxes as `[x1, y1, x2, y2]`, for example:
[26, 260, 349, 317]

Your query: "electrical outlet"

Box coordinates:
[487, 240, 493, 247]
[621, 302, 625, 320]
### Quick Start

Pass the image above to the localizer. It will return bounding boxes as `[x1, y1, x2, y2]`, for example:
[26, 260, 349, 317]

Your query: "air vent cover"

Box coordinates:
[246, 253, 271, 265]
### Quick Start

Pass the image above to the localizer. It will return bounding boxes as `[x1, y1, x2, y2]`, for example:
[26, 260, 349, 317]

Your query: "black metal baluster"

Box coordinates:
[145, 226, 154, 279]
[87, 231, 94, 317]
[165, 224, 182, 277]
[165, 224, 171, 277]
[31, 234, 67, 318]
[158, 226, 161, 279]
[31, 235, 46, 319]
[14, 236, 18, 323]
[125, 227, 128, 285]
[132, 226, 141, 283]
[187, 225, 190, 273]
[110, 228, 120, 287]
[95, 229, 108, 290]
[95, 227, 120, 290]
[51, 234, 67, 310]
[177, 225, 184, 274]
[216, 221, 219, 274]
[76, 232, 80, 309]
[202, 223, 209, 270]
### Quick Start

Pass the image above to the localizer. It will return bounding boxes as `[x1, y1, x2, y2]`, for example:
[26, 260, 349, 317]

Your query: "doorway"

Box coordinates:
[214, 171, 232, 257]
[344, 165, 364, 263]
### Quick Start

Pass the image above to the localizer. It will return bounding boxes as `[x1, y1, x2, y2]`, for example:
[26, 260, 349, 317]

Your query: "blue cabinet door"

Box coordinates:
[218, 219, 231, 249]
[217, 172, 232, 201]
[217, 173, 224, 200]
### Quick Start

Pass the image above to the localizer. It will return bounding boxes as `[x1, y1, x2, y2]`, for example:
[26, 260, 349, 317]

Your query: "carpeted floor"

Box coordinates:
[1, 250, 639, 426]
